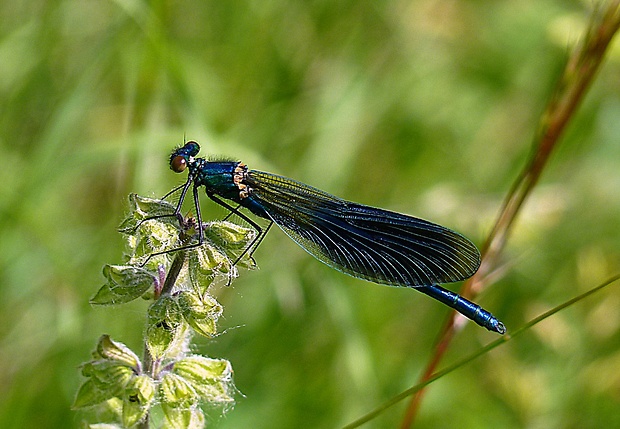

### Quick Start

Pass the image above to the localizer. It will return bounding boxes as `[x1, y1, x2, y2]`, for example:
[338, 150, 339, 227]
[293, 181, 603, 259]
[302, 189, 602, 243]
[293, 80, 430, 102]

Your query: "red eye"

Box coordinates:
[171, 156, 187, 173]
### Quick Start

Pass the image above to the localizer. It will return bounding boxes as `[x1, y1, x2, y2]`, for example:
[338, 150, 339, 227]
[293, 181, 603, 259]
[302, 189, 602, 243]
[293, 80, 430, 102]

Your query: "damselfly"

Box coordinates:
[152, 141, 505, 334]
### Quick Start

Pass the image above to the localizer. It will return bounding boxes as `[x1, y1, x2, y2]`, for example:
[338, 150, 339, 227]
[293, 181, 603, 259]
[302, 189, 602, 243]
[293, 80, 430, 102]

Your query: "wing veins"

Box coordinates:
[247, 171, 480, 286]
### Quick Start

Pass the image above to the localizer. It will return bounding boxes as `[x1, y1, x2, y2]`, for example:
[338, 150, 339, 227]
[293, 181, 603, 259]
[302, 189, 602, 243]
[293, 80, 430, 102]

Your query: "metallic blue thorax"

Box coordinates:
[191, 159, 241, 201]
[190, 158, 269, 219]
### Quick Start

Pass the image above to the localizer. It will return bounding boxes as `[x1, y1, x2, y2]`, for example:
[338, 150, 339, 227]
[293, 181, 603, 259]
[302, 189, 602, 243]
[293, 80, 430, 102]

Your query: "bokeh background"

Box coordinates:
[1, 0, 619, 428]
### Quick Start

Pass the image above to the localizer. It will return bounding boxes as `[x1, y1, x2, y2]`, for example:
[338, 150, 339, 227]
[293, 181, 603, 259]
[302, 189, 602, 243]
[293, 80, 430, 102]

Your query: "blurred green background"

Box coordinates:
[1, 0, 619, 428]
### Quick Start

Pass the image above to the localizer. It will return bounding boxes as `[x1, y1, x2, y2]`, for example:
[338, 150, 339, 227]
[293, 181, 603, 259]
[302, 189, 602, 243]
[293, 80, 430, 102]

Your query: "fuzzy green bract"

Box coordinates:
[76, 194, 256, 428]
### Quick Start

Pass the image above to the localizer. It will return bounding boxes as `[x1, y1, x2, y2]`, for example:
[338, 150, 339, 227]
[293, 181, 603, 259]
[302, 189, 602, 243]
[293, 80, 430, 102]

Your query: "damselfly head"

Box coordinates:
[170, 141, 201, 173]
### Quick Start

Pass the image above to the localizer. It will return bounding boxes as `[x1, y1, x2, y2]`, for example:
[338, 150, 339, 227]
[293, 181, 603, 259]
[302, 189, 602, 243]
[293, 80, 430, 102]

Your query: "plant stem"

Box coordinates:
[137, 250, 187, 429]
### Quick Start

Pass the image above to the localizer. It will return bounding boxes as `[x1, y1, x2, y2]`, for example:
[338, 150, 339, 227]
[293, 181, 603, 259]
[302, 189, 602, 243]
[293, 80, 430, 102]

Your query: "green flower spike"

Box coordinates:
[78, 193, 255, 427]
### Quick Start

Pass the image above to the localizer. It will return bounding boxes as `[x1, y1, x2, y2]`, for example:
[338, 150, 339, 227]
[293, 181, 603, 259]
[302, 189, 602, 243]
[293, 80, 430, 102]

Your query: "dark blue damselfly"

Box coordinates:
[153, 141, 505, 334]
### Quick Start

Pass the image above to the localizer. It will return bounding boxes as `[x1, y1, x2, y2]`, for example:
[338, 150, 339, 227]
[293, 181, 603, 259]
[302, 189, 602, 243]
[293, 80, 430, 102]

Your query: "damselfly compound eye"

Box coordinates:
[171, 156, 187, 173]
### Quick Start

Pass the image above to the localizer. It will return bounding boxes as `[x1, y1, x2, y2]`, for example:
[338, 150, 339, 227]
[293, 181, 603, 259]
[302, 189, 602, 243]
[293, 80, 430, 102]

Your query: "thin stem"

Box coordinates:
[160, 251, 186, 297]
[344, 274, 620, 429]
[137, 250, 187, 429]
[400, 2, 620, 428]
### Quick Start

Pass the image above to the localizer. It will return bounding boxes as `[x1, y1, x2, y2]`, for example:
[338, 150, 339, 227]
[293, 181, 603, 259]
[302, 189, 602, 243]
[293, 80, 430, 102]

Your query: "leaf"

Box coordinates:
[146, 297, 187, 360]
[118, 194, 177, 233]
[173, 356, 234, 403]
[73, 379, 107, 409]
[122, 375, 156, 427]
[177, 291, 223, 338]
[160, 373, 198, 408]
[96, 335, 140, 369]
[90, 265, 156, 305]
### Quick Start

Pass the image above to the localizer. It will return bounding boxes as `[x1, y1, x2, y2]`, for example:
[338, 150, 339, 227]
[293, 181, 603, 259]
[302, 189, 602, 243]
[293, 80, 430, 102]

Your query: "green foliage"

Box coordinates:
[73, 195, 250, 427]
[1, 1, 619, 428]
[92, 265, 157, 305]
